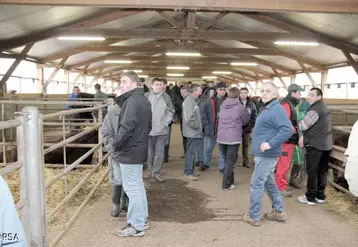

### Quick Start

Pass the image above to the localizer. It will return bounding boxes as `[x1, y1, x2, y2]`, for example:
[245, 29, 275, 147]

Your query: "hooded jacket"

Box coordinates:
[113, 88, 152, 164]
[217, 98, 250, 144]
[182, 94, 202, 138]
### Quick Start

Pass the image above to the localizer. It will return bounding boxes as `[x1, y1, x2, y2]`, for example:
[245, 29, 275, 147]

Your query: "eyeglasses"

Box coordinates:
[260, 89, 272, 93]
[218, 88, 226, 91]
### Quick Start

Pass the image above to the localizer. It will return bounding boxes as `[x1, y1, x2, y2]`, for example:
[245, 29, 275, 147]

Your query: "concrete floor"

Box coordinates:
[56, 125, 358, 247]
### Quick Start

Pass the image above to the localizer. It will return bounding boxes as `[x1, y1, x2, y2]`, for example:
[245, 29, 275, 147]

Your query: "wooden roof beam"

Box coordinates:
[200, 12, 227, 30]
[186, 11, 196, 29]
[342, 51, 358, 76]
[298, 61, 318, 87]
[272, 68, 287, 88]
[0, 10, 142, 52]
[55, 28, 317, 42]
[156, 11, 182, 29]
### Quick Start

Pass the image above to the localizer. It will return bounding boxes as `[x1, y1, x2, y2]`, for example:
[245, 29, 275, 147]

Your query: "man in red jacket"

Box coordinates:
[276, 84, 304, 197]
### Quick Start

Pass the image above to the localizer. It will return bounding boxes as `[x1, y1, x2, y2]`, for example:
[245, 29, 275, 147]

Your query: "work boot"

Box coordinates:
[289, 163, 302, 189]
[264, 211, 287, 223]
[111, 185, 123, 217]
[121, 187, 129, 213]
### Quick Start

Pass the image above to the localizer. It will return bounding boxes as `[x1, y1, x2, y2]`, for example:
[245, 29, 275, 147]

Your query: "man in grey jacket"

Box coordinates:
[145, 78, 175, 183]
[182, 83, 203, 181]
[102, 87, 129, 217]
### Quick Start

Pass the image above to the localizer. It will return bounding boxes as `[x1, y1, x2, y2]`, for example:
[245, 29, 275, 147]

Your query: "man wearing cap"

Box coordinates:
[275, 84, 304, 197]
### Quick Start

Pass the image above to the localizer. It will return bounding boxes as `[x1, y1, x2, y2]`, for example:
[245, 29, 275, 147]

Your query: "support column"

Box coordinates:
[321, 69, 328, 96]
[290, 74, 296, 85]
[82, 75, 86, 92]
[22, 107, 47, 247]
[64, 70, 70, 93]
[36, 66, 43, 95]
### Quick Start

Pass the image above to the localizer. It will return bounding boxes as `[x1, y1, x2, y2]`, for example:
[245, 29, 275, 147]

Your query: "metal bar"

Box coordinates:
[44, 164, 97, 169]
[0, 118, 23, 130]
[0, 100, 106, 105]
[44, 143, 97, 148]
[43, 122, 98, 127]
[328, 162, 345, 173]
[43, 125, 99, 155]
[49, 168, 110, 247]
[43, 105, 108, 119]
[15, 200, 26, 210]
[328, 180, 355, 197]
[22, 107, 46, 247]
[98, 107, 103, 166]
[48, 152, 110, 219]
[46, 143, 102, 189]
[1, 102, 6, 164]
[0, 162, 22, 176]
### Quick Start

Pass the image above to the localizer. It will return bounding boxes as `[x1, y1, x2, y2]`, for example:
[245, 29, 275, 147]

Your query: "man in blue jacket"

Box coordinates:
[242, 82, 293, 227]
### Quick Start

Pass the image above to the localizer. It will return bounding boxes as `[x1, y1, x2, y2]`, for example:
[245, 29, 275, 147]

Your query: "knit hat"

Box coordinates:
[216, 82, 227, 89]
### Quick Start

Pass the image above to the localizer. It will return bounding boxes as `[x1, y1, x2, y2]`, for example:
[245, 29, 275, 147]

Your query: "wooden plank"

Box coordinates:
[156, 11, 182, 29]
[1, 0, 357, 13]
[200, 12, 227, 30]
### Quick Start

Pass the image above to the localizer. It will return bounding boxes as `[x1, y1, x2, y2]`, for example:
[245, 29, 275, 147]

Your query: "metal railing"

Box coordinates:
[0, 98, 114, 247]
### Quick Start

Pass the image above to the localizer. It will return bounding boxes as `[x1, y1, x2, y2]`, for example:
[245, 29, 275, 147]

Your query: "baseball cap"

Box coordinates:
[287, 84, 304, 94]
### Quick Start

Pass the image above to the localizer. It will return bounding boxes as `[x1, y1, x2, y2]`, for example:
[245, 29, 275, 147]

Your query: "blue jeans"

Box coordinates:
[196, 137, 204, 162]
[120, 164, 148, 230]
[249, 156, 284, 221]
[204, 135, 224, 169]
[185, 138, 199, 175]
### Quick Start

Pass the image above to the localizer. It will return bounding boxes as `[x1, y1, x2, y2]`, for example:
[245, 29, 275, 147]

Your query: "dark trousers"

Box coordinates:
[164, 124, 172, 160]
[180, 122, 187, 154]
[242, 133, 250, 166]
[305, 147, 331, 202]
[184, 138, 199, 175]
[220, 143, 240, 189]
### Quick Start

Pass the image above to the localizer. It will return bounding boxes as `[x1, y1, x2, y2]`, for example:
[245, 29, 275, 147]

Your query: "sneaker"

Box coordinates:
[264, 211, 287, 223]
[298, 195, 316, 206]
[223, 185, 236, 191]
[116, 224, 145, 237]
[315, 198, 326, 204]
[280, 189, 292, 198]
[242, 214, 260, 227]
[200, 164, 209, 171]
[164, 158, 169, 163]
[184, 174, 198, 181]
[144, 221, 149, 230]
[154, 175, 165, 183]
[195, 161, 202, 167]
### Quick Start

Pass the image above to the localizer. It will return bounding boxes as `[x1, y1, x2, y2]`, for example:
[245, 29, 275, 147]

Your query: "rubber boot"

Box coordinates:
[110, 185, 122, 217]
[289, 164, 302, 189]
[120, 187, 129, 213]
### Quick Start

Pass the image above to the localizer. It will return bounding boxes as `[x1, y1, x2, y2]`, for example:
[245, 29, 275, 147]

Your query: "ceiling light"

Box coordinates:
[230, 62, 258, 66]
[165, 52, 201, 57]
[202, 76, 218, 79]
[274, 41, 319, 46]
[167, 73, 184, 77]
[57, 36, 106, 41]
[166, 66, 190, 70]
[104, 60, 132, 64]
[213, 71, 232, 75]
[123, 70, 143, 73]
[138, 75, 148, 78]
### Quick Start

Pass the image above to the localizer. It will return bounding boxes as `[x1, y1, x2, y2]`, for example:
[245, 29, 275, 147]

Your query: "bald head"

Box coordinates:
[260, 82, 279, 103]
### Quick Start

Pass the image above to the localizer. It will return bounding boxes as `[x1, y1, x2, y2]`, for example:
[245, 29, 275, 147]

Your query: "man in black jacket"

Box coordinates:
[239, 87, 257, 168]
[114, 71, 152, 237]
[161, 78, 181, 162]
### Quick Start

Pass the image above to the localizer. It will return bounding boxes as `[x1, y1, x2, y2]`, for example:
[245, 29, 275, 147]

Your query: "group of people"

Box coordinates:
[100, 69, 340, 235]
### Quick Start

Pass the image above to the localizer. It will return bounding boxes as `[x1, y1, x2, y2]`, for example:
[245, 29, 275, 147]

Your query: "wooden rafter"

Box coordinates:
[55, 28, 317, 42]
[244, 13, 358, 55]
[0, 10, 142, 52]
[155, 11, 182, 29]
[298, 61, 318, 87]
[342, 51, 358, 76]
[46, 57, 69, 83]
[272, 68, 287, 88]
[0, 43, 34, 93]
[200, 12, 227, 30]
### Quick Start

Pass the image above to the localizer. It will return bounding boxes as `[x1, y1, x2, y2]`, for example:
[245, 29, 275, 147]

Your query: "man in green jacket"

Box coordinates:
[290, 98, 310, 189]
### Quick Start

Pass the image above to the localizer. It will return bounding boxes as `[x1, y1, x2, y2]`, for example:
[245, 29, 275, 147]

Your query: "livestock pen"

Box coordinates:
[0, 98, 112, 246]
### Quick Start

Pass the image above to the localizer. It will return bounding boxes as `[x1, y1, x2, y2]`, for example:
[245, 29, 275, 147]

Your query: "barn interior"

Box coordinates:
[0, 1, 358, 247]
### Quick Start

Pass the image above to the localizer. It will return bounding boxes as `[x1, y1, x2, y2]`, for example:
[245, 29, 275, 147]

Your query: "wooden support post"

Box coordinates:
[187, 11, 196, 29]
[298, 61, 317, 87]
[42, 56, 69, 97]
[0, 44, 34, 97]
[342, 51, 358, 76]
[272, 68, 287, 88]
[321, 69, 328, 96]
[36, 66, 44, 95]
[64, 70, 70, 93]
[290, 74, 296, 85]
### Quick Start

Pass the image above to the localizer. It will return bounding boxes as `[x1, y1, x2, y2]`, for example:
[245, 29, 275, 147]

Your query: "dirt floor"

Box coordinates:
[56, 125, 358, 247]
